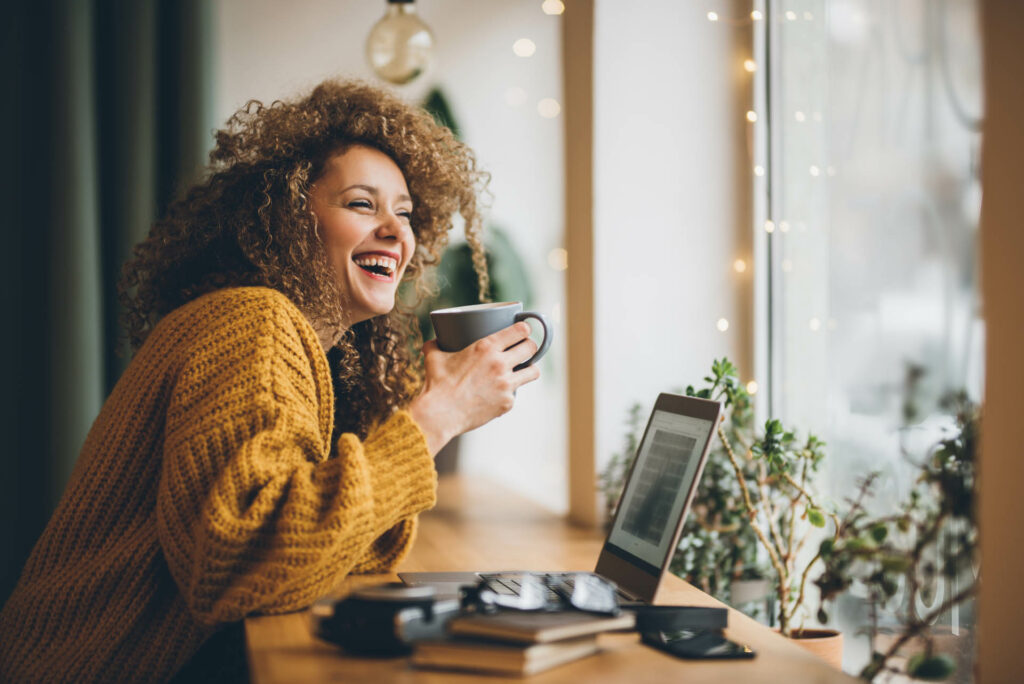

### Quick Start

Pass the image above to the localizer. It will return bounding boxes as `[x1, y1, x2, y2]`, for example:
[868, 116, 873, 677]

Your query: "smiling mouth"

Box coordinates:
[353, 254, 398, 279]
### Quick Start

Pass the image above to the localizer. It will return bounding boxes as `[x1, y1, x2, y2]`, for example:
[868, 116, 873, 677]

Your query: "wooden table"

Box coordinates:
[245, 476, 857, 683]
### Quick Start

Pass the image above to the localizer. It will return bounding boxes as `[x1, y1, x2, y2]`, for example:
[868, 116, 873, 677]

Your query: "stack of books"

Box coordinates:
[411, 610, 636, 676]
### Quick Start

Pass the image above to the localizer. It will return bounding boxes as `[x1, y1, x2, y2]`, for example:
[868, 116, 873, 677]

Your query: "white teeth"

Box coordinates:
[353, 254, 397, 276]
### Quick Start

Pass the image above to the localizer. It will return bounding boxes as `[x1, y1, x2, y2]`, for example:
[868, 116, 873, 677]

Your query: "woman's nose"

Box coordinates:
[375, 212, 407, 240]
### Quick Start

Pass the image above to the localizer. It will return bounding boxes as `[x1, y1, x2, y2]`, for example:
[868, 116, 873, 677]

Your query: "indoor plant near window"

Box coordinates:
[600, 359, 840, 661]
[685, 359, 842, 666]
[815, 391, 978, 682]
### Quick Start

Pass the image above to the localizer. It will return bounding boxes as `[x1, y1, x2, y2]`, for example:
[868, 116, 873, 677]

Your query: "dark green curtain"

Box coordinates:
[0, 0, 214, 603]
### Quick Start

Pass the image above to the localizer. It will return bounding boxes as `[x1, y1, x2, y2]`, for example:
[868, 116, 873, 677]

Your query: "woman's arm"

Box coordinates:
[155, 295, 436, 624]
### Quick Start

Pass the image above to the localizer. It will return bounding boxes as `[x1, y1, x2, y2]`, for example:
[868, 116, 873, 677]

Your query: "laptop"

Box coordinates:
[399, 392, 723, 605]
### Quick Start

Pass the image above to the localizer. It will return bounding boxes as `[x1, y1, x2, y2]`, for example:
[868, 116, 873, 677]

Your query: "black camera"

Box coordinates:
[312, 583, 459, 656]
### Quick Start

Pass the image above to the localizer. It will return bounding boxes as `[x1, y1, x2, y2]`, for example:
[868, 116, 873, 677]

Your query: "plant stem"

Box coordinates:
[794, 550, 822, 622]
[719, 422, 791, 633]
[781, 470, 842, 531]
[758, 462, 788, 571]
[860, 582, 977, 680]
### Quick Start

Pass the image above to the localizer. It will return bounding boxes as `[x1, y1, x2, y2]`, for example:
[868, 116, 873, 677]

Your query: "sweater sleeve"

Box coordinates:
[155, 295, 437, 625]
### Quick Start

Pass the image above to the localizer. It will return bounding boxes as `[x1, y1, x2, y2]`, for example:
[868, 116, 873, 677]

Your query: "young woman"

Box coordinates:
[0, 80, 540, 682]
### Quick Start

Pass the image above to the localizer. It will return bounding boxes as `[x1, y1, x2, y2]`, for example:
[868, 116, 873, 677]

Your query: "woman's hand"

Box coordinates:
[408, 322, 541, 455]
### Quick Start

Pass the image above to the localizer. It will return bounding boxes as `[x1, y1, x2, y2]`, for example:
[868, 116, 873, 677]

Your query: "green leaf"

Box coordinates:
[845, 538, 869, 553]
[817, 608, 828, 624]
[907, 653, 956, 680]
[819, 538, 834, 557]
[807, 509, 826, 528]
[870, 524, 888, 544]
[880, 555, 911, 573]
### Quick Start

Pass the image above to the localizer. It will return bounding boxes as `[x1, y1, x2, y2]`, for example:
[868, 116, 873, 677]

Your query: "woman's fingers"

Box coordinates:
[505, 337, 539, 367]
[512, 363, 541, 390]
[482, 322, 532, 352]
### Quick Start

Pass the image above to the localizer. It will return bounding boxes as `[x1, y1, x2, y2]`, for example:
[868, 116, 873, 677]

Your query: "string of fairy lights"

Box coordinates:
[502, 2, 569, 283]
[706, 4, 840, 395]
[706, 5, 782, 397]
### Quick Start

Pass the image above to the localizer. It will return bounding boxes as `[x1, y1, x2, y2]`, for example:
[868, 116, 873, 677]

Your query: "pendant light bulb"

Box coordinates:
[365, 0, 434, 85]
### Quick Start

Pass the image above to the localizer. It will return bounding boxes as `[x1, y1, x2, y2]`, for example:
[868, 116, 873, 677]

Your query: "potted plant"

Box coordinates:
[685, 359, 843, 666]
[815, 391, 978, 681]
[599, 358, 838, 659]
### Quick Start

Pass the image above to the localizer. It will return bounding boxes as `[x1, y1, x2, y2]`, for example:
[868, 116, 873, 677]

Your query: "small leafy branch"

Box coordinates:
[688, 358, 837, 636]
[815, 392, 978, 681]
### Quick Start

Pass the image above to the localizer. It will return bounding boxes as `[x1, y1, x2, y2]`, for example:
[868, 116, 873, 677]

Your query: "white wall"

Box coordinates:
[593, 2, 746, 475]
[212, 0, 568, 512]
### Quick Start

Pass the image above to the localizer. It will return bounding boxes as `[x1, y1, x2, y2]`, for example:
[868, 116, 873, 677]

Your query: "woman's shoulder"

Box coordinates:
[151, 286, 317, 353]
[181, 286, 299, 317]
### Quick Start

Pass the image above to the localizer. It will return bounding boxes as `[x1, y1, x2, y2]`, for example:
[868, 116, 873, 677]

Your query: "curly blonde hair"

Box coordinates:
[120, 79, 490, 438]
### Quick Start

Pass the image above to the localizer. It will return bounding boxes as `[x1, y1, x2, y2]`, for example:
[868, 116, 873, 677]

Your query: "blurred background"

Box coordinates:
[0, 0, 996, 678]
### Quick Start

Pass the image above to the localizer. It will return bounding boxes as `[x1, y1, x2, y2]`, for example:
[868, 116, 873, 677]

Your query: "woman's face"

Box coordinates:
[310, 144, 416, 326]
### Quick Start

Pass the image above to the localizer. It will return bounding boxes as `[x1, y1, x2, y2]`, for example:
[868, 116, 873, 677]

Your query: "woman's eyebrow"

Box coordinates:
[339, 184, 413, 204]
[339, 183, 378, 195]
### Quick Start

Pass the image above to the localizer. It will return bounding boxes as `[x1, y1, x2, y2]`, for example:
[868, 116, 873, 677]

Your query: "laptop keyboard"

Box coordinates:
[479, 572, 633, 602]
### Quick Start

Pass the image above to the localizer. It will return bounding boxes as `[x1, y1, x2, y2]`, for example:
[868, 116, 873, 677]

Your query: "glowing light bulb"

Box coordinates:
[513, 38, 537, 57]
[717, 318, 730, 332]
[794, 111, 806, 122]
[734, 258, 747, 273]
[751, 10, 763, 20]
[786, 10, 797, 20]
[764, 220, 775, 233]
[809, 165, 821, 177]
[754, 165, 765, 176]
[707, 11, 719, 21]
[542, 0, 565, 15]
[746, 380, 759, 395]
[547, 247, 568, 271]
[746, 110, 758, 122]
[809, 317, 822, 331]
[537, 98, 561, 118]
[743, 59, 757, 73]
[365, 0, 434, 85]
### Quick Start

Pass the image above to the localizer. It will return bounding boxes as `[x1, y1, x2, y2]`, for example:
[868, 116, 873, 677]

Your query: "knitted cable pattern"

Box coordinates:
[0, 287, 437, 682]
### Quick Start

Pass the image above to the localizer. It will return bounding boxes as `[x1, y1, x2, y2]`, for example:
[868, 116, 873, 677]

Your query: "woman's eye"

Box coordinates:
[348, 199, 372, 209]
[398, 210, 413, 220]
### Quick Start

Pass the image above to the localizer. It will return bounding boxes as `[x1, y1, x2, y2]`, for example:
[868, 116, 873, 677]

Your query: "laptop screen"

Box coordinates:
[605, 409, 714, 572]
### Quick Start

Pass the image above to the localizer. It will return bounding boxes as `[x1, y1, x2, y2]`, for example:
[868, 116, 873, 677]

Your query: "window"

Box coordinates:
[760, 0, 983, 672]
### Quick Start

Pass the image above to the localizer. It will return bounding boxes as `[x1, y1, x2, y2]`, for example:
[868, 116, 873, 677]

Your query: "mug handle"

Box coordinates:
[512, 311, 552, 371]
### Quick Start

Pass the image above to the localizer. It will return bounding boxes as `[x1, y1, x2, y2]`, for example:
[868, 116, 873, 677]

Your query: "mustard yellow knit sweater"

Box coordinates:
[0, 287, 437, 682]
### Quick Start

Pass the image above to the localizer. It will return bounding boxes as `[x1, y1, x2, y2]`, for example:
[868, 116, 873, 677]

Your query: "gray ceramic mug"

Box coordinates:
[430, 302, 552, 371]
